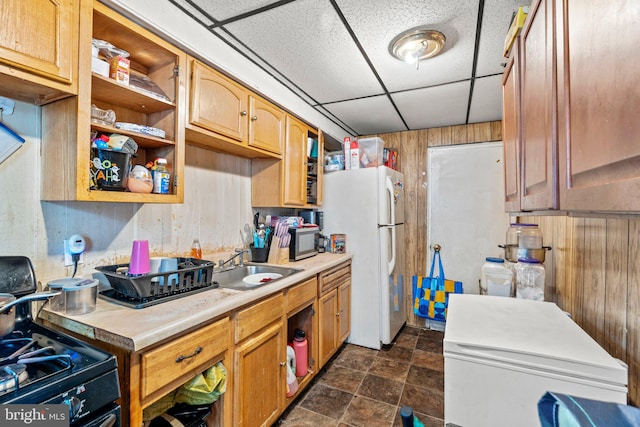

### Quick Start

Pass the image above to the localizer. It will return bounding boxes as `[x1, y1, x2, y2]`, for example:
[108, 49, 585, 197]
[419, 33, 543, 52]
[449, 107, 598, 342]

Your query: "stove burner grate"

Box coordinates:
[0, 364, 28, 392]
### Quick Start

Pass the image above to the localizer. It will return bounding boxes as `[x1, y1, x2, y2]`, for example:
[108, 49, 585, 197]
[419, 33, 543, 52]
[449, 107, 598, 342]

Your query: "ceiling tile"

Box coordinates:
[186, 0, 282, 22]
[468, 75, 503, 123]
[335, 0, 478, 92]
[212, 28, 317, 105]
[475, 0, 529, 77]
[171, 0, 216, 25]
[223, 0, 384, 103]
[391, 81, 471, 129]
[322, 96, 407, 135]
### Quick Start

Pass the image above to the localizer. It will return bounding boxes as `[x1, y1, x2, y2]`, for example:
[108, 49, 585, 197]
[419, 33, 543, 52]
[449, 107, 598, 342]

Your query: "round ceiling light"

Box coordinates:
[389, 29, 446, 64]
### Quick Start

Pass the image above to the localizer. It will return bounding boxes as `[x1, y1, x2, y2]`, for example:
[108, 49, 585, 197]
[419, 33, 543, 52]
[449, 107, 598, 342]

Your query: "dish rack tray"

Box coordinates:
[96, 258, 216, 299]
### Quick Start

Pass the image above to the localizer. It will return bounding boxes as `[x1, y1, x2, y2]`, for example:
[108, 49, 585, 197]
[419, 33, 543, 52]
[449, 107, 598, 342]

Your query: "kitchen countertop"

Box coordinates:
[38, 253, 351, 353]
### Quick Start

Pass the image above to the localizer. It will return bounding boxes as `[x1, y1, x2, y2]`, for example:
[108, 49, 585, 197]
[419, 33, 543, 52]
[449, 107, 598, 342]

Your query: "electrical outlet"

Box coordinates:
[64, 239, 84, 267]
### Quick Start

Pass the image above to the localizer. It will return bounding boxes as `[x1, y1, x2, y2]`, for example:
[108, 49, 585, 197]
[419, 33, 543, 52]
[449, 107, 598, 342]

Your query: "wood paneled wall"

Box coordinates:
[367, 121, 640, 405]
[524, 214, 640, 406]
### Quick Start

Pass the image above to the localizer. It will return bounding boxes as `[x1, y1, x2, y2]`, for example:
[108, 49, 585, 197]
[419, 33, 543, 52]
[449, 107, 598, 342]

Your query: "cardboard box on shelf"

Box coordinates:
[110, 55, 130, 85]
[503, 6, 529, 58]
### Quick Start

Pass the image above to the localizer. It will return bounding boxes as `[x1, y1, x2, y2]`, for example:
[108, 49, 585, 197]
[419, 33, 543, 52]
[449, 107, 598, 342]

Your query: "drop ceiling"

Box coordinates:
[169, 0, 527, 137]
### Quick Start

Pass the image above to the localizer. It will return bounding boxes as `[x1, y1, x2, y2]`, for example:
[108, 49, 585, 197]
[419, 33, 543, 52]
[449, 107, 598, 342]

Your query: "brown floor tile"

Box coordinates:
[415, 335, 443, 354]
[342, 395, 397, 427]
[377, 344, 413, 362]
[399, 384, 444, 419]
[333, 345, 378, 371]
[318, 365, 366, 393]
[300, 383, 354, 420]
[279, 406, 340, 426]
[394, 333, 418, 349]
[405, 365, 444, 392]
[411, 349, 444, 372]
[356, 374, 404, 406]
[419, 329, 444, 341]
[369, 358, 410, 382]
[399, 326, 421, 336]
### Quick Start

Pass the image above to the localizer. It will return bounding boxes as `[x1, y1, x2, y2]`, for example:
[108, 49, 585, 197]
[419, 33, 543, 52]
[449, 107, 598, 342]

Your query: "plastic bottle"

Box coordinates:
[190, 239, 202, 259]
[285, 345, 298, 397]
[515, 258, 545, 301]
[152, 158, 170, 194]
[292, 328, 308, 377]
[481, 257, 514, 297]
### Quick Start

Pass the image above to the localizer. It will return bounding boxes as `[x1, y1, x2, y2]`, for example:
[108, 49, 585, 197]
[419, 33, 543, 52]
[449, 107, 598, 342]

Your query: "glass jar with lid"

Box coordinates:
[515, 258, 545, 301]
[506, 223, 543, 249]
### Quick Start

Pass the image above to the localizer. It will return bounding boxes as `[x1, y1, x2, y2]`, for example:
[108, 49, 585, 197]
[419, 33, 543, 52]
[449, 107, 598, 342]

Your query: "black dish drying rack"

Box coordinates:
[96, 258, 218, 308]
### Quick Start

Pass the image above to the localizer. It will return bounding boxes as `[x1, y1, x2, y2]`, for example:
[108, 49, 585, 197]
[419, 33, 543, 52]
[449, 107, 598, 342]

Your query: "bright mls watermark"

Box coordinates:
[1, 405, 67, 426]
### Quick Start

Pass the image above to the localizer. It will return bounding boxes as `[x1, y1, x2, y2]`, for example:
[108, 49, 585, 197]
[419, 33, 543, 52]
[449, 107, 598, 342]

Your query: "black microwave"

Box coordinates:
[288, 226, 319, 261]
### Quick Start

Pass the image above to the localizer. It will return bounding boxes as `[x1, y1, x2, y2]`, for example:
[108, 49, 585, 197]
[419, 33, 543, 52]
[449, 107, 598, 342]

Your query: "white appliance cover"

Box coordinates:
[444, 295, 627, 386]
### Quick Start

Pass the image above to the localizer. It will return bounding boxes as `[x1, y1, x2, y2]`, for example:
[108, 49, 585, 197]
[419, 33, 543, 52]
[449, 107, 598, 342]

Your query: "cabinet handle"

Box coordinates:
[240, 110, 248, 116]
[175, 346, 203, 362]
[336, 312, 341, 317]
[251, 116, 258, 121]
[280, 362, 286, 367]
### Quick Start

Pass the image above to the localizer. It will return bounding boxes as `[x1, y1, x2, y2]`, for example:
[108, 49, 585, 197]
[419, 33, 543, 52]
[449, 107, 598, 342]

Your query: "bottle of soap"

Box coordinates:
[190, 239, 202, 259]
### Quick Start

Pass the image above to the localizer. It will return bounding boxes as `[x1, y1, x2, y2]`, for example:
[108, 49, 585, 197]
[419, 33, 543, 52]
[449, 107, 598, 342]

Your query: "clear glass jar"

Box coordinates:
[515, 258, 545, 301]
[507, 223, 543, 249]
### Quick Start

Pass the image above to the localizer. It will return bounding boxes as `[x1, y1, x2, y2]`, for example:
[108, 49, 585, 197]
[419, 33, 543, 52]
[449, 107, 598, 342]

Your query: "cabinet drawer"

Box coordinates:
[141, 317, 229, 400]
[286, 278, 317, 314]
[235, 293, 284, 343]
[319, 262, 351, 295]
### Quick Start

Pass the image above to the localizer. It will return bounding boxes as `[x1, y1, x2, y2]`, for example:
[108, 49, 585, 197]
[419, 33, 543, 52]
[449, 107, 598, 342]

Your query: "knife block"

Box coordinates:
[267, 237, 289, 265]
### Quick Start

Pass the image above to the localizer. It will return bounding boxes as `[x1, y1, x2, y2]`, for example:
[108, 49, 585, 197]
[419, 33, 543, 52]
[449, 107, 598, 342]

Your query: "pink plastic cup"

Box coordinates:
[128, 240, 150, 275]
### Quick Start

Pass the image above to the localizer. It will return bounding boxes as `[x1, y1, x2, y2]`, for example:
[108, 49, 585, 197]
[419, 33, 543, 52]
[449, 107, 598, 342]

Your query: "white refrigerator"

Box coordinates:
[323, 166, 406, 350]
[444, 294, 628, 427]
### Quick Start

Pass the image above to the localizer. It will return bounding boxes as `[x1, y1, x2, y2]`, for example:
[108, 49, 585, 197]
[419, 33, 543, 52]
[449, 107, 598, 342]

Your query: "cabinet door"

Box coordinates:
[557, 0, 640, 211]
[249, 96, 284, 155]
[337, 281, 351, 343]
[0, 0, 76, 86]
[502, 40, 522, 213]
[520, 0, 558, 211]
[190, 60, 248, 142]
[318, 290, 338, 367]
[234, 321, 285, 427]
[283, 115, 307, 206]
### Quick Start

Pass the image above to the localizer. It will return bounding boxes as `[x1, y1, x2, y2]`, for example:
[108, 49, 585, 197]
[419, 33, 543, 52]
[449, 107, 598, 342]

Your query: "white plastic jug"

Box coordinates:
[481, 257, 513, 297]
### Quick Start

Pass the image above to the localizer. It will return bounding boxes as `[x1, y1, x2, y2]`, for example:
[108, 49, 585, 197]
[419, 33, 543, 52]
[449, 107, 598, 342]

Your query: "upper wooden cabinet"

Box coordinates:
[0, 0, 81, 104]
[502, 39, 522, 213]
[556, 0, 640, 211]
[504, 0, 640, 213]
[186, 58, 283, 158]
[520, 0, 557, 211]
[40, 1, 186, 203]
[252, 116, 324, 208]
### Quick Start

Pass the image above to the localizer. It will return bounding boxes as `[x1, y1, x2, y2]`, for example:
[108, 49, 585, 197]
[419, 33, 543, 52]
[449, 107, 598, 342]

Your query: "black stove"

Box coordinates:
[0, 256, 121, 426]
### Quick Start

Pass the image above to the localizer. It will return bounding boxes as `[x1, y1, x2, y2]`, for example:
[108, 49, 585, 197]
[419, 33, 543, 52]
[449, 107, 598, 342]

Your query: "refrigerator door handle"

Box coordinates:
[386, 176, 396, 225]
[389, 225, 396, 274]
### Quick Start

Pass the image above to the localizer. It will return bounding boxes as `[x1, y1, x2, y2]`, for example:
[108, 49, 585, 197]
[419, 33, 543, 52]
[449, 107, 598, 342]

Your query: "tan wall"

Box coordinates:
[368, 121, 640, 405]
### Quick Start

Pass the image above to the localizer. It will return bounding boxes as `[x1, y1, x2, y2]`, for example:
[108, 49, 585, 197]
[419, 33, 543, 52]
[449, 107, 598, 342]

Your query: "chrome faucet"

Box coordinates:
[218, 248, 251, 269]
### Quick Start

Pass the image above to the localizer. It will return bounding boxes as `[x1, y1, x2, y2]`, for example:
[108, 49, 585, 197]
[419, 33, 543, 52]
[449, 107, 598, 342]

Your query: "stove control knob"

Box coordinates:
[63, 396, 83, 419]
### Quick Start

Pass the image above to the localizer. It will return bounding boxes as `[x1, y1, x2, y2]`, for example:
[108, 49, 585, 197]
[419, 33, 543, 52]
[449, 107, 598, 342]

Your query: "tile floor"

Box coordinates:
[276, 325, 445, 427]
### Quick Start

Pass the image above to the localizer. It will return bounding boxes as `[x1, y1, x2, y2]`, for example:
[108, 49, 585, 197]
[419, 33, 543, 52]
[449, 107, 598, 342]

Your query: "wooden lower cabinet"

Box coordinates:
[318, 262, 351, 368]
[233, 293, 286, 427]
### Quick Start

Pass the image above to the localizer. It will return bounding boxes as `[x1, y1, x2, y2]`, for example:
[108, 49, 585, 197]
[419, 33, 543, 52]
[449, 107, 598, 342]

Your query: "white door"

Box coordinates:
[427, 142, 509, 294]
